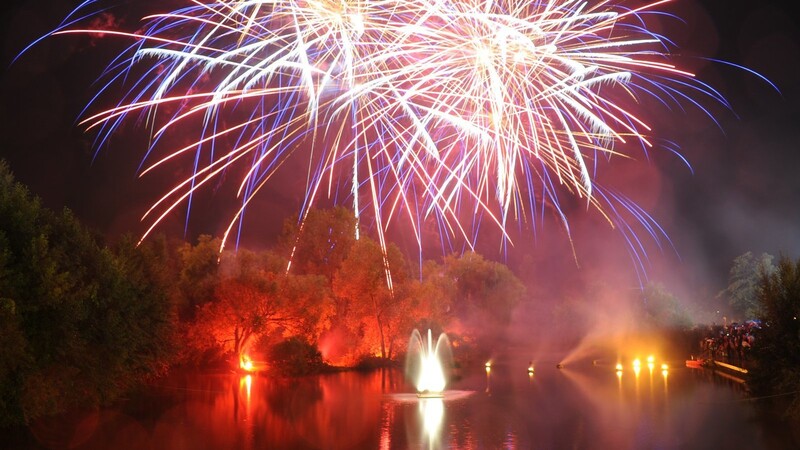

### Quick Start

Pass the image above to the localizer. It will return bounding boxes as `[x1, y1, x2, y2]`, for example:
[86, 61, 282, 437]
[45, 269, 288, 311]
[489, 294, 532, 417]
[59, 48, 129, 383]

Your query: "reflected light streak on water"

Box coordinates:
[484, 361, 493, 395]
[379, 402, 393, 450]
[241, 374, 252, 401]
[420, 398, 444, 450]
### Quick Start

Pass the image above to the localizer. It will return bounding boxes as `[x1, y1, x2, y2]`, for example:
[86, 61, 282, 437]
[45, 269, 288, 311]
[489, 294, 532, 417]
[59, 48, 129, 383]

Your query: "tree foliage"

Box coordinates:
[642, 282, 693, 330]
[749, 256, 800, 418]
[415, 260, 457, 330]
[187, 248, 333, 366]
[0, 161, 173, 426]
[719, 252, 776, 320]
[280, 206, 356, 280]
[177, 234, 222, 318]
[268, 337, 325, 377]
[332, 237, 412, 360]
[444, 252, 525, 343]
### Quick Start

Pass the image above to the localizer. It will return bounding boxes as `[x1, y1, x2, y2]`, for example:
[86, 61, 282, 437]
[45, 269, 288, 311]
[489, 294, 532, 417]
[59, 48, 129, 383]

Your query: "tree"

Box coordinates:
[277, 269, 335, 342]
[443, 252, 525, 345]
[0, 161, 174, 425]
[189, 248, 333, 367]
[332, 237, 412, 360]
[749, 256, 800, 419]
[415, 260, 457, 331]
[193, 276, 274, 366]
[638, 282, 697, 356]
[718, 252, 776, 320]
[279, 207, 357, 281]
[108, 236, 177, 378]
[642, 282, 693, 330]
[0, 233, 28, 426]
[177, 234, 222, 318]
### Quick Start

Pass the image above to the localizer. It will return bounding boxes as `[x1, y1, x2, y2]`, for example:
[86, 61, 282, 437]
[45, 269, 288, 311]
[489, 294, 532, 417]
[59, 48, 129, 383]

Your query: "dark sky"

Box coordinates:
[2, 0, 799, 306]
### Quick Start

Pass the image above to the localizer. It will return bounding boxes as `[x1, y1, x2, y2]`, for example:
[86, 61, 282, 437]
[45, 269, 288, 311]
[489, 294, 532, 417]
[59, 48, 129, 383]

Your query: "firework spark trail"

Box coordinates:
[34, 0, 746, 282]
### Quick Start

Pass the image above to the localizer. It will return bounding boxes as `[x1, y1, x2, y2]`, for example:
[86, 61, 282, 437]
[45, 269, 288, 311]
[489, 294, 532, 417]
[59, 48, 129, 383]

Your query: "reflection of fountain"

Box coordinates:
[407, 329, 452, 397]
[419, 397, 444, 449]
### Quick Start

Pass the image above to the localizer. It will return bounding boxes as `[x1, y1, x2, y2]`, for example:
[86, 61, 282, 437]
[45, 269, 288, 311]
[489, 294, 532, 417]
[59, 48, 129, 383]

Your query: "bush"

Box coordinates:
[268, 337, 325, 376]
[354, 355, 397, 370]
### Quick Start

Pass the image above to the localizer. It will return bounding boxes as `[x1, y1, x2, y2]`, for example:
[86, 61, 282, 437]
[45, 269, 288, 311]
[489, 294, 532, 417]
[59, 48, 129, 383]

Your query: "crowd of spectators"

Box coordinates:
[697, 320, 760, 368]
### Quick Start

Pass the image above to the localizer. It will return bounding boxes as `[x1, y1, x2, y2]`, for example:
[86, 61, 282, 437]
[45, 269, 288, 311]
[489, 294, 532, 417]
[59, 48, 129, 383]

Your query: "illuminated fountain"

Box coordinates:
[394, 329, 473, 405]
[393, 328, 473, 422]
[407, 329, 451, 398]
[402, 329, 472, 449]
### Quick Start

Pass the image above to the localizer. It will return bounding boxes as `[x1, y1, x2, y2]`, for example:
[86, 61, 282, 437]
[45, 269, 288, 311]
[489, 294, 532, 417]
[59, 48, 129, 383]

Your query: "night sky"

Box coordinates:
[2, 0, 799, 308]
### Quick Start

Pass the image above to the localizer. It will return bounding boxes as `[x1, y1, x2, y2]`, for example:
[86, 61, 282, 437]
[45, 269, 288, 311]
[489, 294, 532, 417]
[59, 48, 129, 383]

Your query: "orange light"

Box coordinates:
[615, 363, 623, 372]
[240, 355, 254, 372]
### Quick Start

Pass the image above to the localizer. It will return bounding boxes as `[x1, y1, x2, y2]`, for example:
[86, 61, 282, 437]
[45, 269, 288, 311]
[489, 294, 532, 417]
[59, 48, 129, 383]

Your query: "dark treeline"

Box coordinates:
[711, 251, 800, 421]
[0, 161, 525, 426]
[748, 256, 800, 420]
[0, 162, 173, 427]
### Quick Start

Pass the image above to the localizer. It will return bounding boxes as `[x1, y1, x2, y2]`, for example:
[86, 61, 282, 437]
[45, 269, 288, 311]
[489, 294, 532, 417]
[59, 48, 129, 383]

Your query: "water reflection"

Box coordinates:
[15, 364, 798, 450]
[485, 361, 492, 394]
[419, 398, 444, 450]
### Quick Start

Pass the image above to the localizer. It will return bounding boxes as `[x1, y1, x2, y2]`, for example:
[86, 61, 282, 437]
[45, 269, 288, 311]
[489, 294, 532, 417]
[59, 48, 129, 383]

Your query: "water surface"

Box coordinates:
[11, 360, 799, 449]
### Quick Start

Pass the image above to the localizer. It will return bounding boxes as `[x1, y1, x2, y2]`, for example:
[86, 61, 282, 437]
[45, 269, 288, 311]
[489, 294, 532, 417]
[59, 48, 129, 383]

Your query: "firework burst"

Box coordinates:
[28, 0, 758, 280]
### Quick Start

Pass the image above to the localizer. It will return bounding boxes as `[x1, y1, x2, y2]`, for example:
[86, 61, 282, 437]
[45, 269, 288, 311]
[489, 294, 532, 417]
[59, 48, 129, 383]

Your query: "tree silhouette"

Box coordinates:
[750, 255, 800, 418]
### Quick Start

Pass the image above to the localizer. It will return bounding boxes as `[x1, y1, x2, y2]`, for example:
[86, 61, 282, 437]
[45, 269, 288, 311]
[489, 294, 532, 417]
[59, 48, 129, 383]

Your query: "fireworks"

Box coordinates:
[33, 0, 742, 274]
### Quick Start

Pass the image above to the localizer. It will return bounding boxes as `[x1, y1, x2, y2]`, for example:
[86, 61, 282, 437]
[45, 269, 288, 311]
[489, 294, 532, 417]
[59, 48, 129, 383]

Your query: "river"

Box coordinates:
[7, 358, 799, 449]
